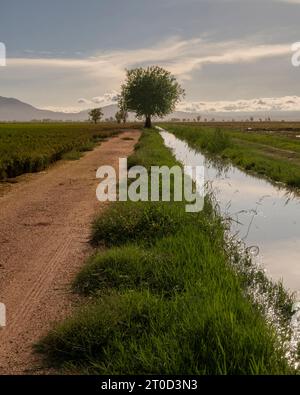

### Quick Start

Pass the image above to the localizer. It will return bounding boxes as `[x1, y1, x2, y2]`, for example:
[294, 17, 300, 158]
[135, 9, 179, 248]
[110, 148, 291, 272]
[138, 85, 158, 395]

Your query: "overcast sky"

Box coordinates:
[0, 0, 300, 112]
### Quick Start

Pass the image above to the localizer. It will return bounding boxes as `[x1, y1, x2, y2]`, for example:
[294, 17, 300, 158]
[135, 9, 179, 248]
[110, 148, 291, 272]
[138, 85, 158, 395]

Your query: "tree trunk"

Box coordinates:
[145, 115, 152, 128]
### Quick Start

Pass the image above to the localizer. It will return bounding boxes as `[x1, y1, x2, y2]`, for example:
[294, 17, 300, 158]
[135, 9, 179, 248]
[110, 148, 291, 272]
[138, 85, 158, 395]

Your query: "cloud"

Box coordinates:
[77, 98, 91, 104]
[178, 96, 300, 113]
[38, 95, 300, 114]
[76, 91, 120, 110]
[3, 36, 295, 111]
[42, 105, 83, 113]
[276, 0, 300, 3]
[7, 36, 292, 84]
[91, 91, 119, 105]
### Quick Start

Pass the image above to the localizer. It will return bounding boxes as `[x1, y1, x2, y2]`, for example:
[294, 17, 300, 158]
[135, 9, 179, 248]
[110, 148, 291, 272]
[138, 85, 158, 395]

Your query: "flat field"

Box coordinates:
[161, 122, 300, 188]
[0, 122, 139, 180]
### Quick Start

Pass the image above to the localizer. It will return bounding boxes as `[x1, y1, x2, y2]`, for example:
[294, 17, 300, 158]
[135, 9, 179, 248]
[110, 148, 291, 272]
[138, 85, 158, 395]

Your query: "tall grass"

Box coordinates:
[36, 130, 294, 375]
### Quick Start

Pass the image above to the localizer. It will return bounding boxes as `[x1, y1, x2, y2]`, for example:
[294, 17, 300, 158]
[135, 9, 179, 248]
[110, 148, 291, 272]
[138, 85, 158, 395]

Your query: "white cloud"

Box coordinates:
[91, 91, 119, 105]
[3, 36, 294, 111]
[276, 0, 300, 3]
[42, 105, 83, 113]
[77, 98, 91, 104]
[178, 96, 300, 113]
[7, 36, 291, 83]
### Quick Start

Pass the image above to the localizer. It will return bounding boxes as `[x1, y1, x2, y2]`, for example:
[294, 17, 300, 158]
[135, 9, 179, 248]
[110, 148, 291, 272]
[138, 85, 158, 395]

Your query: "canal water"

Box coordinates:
[160, 129, 300, 297]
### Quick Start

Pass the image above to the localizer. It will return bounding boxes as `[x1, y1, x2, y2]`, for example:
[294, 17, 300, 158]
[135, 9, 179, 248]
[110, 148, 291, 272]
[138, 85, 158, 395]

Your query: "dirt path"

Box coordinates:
[0, 130, 141, 374]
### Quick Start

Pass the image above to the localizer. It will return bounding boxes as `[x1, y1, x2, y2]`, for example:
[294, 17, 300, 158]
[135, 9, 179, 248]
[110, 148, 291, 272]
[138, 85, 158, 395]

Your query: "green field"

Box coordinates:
[0, 122, 138, 180]
[36, 130, 295, 375]
[161, 123, 300, 189]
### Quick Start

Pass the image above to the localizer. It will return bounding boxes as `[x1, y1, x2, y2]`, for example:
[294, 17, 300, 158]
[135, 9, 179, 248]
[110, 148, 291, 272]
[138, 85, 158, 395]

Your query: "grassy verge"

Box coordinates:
[36, 130, 295, 374]
[162, 124, 300, 188]
[0, 122, 139, 180]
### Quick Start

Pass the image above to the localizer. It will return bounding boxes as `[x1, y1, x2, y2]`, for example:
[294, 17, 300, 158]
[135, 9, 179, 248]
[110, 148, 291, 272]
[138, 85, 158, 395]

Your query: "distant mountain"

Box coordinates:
[0, 97, 137, 122]
[0, 97, 82, 121]
[0, 97, 131, 122]
[1, 96, 300, 122]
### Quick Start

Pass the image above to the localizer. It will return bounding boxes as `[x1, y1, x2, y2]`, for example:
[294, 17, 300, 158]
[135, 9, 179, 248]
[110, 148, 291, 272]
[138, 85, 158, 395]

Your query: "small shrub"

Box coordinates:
[91, 201, 187, 247]
[73, 245, 184, 297]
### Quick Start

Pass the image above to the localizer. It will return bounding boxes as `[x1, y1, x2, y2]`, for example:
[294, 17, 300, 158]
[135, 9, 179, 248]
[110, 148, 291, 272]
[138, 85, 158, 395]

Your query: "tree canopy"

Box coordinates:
[89, 108, 103, 124]
[120, 66, 184, 128]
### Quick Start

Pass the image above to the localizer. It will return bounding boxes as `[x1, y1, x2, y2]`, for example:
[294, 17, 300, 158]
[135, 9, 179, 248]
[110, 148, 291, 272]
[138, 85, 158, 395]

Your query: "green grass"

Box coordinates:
[91, 201, 189, 247]
[62, 150, 82, 161]
[36, 129, 295, 375]
[0, 122, 139, 180]
[73, 243, 188, 299]
[162, 124, 300, 188]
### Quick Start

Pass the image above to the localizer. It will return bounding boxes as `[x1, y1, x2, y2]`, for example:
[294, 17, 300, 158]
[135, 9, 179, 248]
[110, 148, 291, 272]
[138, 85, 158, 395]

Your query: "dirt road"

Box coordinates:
[0, 130, 140, 374]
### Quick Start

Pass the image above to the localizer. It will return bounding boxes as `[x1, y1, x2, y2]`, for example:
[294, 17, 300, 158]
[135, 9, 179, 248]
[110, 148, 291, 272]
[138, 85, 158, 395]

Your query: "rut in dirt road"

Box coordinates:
[0, 130, 141, 374]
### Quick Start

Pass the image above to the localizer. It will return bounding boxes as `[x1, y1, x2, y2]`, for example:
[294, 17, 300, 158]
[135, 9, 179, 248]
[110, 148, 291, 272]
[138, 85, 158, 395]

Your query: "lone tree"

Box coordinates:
[116, 96, 129, 124]
[115, 109, 128, 124]
[89, 108, 103, 124]
[115, 111, 122, 124]
[120, 66, 184, 128]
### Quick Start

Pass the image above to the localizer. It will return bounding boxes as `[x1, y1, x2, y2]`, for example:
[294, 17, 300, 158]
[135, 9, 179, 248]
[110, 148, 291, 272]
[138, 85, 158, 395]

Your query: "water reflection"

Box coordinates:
[160, 130, 300, 294]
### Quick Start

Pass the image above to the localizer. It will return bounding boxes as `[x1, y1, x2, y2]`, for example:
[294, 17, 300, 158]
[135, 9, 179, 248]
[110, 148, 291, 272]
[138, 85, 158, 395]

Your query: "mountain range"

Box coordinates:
[0, 97, 95, 122]
[1, 96, 300, 122]
[0, 96, 200, 122]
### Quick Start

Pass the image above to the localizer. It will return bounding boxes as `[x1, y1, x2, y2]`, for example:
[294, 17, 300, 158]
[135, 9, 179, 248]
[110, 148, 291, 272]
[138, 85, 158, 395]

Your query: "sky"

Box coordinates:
[0, 0, 300, 113]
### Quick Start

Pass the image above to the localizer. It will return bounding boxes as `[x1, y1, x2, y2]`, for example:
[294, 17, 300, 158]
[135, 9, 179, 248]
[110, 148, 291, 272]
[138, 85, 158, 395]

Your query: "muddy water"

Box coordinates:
[160, 129, 300, 296]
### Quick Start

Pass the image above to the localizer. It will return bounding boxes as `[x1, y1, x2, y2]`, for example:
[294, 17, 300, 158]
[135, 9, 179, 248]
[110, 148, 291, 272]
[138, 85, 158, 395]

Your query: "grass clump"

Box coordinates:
[62, 150, 82, 161]
[91, 200, 187, 247]
[73, 245, 184, 297]
[207, 128, 232, 154]
[76, 208, 223, 298]
[38, 284, 290, 374]
[91, 130, 193, 247]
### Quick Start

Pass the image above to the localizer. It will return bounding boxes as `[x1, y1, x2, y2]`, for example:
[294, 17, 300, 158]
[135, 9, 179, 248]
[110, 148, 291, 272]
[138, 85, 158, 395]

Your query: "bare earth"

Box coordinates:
[0, 130, 140, 374]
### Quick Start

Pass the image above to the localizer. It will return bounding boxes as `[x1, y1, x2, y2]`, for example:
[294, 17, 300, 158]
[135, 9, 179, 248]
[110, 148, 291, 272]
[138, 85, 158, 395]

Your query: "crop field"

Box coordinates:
[171, 121, 300, 136]
[0, 122, 139, 180]
[161, 123, 300, 188]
